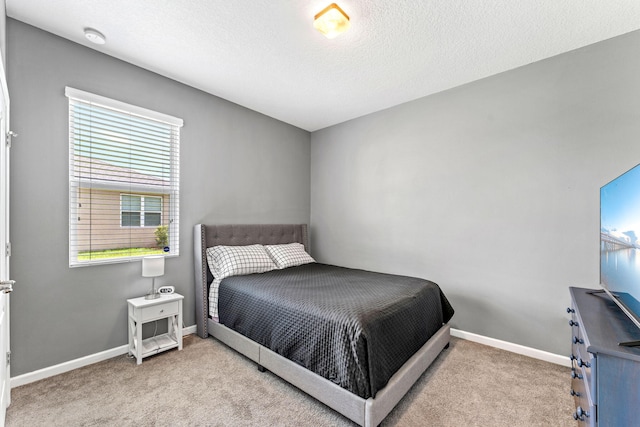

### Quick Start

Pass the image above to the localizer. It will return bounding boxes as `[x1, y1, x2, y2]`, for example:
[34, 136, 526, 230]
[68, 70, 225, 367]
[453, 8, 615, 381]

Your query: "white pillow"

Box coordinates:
[264, 243, 315, 269]
[206, 244, 277, 280]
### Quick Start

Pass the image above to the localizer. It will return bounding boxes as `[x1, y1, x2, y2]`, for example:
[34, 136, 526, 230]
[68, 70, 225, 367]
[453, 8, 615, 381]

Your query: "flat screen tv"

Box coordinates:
[601, 162, 640, 336]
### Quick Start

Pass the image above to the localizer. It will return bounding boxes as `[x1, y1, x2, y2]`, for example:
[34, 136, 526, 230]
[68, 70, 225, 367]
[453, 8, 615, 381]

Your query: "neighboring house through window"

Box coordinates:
[121, 195, 162, 227]
[66, 87, 183, 266]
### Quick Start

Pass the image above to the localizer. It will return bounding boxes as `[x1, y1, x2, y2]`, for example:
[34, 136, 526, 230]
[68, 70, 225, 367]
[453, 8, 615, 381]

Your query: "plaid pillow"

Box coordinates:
[206, 244, 277, 280]
[206, 244, 278, 319]
[264, 243, 315, 269]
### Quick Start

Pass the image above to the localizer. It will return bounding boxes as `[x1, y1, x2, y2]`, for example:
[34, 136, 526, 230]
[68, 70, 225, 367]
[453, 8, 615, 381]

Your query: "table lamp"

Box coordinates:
[142, 255, 164, 299]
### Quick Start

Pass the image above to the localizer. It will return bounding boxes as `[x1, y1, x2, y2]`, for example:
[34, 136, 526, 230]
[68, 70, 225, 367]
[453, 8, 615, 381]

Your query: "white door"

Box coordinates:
[0, 54, 12, 426]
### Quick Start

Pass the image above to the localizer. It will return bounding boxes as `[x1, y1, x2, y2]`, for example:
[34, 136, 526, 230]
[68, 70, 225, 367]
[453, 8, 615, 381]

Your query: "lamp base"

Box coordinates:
[145, 277, 161, 300]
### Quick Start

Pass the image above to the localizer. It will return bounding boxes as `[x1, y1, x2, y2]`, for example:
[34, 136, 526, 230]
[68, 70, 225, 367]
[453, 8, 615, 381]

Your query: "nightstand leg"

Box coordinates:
[178, 303, 183, 350]
[168, 316, 175, 341]
[128, 317, 134, 357]
[135, 319, 142, 365]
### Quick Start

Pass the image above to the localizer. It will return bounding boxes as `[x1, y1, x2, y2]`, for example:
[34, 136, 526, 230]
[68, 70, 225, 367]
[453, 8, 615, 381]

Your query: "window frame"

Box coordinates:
[66, 87, 182, 267]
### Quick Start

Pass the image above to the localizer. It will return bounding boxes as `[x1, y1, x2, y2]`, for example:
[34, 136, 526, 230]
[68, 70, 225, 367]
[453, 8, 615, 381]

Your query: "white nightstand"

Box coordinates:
[127, 293, 184, 365]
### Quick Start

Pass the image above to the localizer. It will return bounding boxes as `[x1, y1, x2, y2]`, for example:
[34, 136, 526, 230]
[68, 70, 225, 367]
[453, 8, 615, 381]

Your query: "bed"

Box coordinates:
[194, 224, 454, 426]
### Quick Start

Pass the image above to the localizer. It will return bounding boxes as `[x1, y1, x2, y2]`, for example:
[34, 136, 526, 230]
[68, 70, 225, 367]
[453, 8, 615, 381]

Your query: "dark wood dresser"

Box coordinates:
[569, 287, 640, 425]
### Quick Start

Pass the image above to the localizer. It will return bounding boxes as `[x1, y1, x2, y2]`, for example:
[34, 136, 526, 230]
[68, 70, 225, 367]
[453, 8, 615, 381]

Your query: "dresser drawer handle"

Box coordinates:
[567, 307, 575, 314]
[571, 369, 583, 380]
[569, 320, 579, 327]
[569, 354, 576, 361]
[570, 389, 581, 397]
[577, 358, 591, 368]
[573, 336, 584, 345]
[573, 406, 590, 421]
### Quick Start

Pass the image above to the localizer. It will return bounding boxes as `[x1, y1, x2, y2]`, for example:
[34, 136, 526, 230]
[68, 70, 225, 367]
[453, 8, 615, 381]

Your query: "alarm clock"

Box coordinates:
[157, 286, 175, 295]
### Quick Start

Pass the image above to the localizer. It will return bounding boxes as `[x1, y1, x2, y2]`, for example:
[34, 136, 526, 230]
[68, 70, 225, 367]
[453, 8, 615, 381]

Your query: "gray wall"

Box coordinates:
[311, 30, 640, 356]
[7, 19, 310, 376]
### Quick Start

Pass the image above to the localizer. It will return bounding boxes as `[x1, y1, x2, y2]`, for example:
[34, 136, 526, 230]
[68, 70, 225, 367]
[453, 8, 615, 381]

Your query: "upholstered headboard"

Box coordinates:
[193, 224, 309, 338]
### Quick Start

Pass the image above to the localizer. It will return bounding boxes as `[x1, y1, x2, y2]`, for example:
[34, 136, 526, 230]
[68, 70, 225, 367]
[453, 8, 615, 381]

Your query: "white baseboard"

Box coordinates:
[451, 328, 571, 368]
[10, 325, 198, 388]
[182, 324, 197, 335]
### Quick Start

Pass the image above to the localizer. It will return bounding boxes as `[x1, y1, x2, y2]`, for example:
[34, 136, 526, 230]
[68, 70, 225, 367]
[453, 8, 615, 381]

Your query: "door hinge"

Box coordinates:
[6, 351, 10, 366]
[5, 242, 10, 257]
[6, 130, 17, 147]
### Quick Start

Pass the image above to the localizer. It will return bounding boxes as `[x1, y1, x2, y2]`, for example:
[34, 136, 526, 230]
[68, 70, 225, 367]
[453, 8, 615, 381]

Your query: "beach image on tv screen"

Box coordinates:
[601, 163, 640, 319]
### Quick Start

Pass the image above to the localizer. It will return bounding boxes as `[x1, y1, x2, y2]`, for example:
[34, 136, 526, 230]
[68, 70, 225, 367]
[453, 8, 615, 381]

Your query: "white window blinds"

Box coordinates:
[66, 87, 182, 267]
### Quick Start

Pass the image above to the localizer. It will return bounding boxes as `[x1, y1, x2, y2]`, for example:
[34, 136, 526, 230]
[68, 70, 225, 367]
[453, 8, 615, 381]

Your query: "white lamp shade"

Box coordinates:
[142, 256, 165, 277]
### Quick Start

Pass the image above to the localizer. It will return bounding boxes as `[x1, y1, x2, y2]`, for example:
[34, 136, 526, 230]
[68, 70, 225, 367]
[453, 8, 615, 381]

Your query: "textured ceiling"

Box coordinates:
[7, 0, 640, 131]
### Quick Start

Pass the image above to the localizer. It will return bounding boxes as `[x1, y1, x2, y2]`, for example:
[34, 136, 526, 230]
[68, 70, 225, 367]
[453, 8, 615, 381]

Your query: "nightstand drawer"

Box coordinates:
[141, 301, 179, 321]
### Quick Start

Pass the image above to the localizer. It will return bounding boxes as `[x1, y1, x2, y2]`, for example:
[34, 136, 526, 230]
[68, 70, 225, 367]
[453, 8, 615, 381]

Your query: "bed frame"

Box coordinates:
[194, 224, 450, 427]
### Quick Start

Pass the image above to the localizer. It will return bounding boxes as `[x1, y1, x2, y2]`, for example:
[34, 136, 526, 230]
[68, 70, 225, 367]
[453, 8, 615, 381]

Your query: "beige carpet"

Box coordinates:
[6, 335, 575, 426]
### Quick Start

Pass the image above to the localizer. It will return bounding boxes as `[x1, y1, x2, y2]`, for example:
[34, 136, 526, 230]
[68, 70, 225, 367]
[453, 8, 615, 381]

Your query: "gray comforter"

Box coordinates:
[218, 263, 454, 399]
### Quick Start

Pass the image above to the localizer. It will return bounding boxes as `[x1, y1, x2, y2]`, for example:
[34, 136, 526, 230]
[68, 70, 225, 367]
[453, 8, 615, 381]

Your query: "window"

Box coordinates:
[121, 195, 162, 227]
[66, 87, 182, 266]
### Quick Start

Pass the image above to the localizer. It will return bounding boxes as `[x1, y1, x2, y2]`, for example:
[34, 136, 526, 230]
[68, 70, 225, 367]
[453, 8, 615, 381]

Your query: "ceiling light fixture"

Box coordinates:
[84, 28, 106, 45]
[313, 3, 350, 39]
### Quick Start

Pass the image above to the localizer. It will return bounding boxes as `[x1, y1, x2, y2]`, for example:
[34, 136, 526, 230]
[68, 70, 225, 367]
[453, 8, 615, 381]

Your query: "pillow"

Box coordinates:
[206, 244, 277, 280]
[264, 243, 315, 269]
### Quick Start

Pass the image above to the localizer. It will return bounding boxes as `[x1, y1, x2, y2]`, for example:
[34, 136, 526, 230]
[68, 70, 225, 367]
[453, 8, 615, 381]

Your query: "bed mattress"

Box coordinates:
[218, 263, 454, 399]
